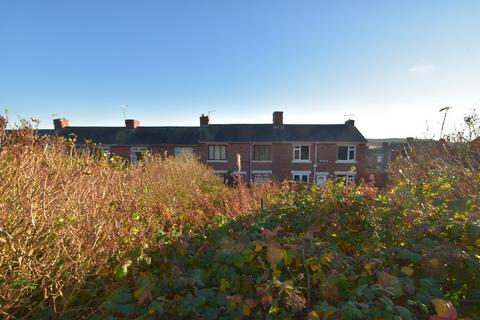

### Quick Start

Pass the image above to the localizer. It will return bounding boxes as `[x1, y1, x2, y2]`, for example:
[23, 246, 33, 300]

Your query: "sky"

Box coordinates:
[1, 0, 480, 138]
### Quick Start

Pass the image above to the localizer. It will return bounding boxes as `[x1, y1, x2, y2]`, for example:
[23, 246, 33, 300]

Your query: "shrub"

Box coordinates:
[0, 129, 277, 317]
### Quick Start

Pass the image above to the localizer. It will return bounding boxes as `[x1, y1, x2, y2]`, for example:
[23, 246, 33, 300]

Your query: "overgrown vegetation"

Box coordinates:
[1, 116, 479, 319]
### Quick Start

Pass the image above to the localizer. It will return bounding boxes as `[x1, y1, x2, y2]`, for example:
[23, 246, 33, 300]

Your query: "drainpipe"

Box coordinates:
[313, 143, 318, 184]
[249, 143, 252, 183]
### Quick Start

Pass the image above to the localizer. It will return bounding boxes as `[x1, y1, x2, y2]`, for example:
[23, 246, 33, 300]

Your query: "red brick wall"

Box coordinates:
[109, 142, 367, 184]
[197, 142, 367, 183]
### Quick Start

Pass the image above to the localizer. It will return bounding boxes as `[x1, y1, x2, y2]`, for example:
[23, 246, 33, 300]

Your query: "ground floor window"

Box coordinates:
[174, 146, 194, 158]
[130, 147, 147, 163]
[94, 145, 110, 157]
[252, 171, 272, 183]
[292, 171, 310, 182]
[335, 172, 355, 185]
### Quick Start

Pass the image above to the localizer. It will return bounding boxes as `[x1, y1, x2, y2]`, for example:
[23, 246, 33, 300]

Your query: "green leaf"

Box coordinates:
[233, 255, 245, 268]
[395, 306, 414, 320]
[203, 306, 218, 320]
[113, 260, 132, 280]
[397, 249, 422, 263]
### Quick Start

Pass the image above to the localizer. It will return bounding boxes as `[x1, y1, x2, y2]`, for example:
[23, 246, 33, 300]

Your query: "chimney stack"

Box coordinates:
[200, 114, 209, 127]
[125, 119, 140, 129]
[53, 118, 69, 130]
[273, 111, 283, 126]
[345, 119, 355, 126]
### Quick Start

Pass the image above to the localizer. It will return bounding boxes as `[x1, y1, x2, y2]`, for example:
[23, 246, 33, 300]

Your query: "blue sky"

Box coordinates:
[1, 0, 479, 138]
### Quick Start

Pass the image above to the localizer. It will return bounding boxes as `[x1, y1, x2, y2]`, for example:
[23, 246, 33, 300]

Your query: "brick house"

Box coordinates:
[41, 112, 368, 185]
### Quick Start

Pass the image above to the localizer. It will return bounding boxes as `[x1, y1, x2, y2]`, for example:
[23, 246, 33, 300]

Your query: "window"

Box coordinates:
[175, 147, 193, 157]
[95, 145, 110, 156]
[337, 145, 356, 161]
[292, 171, 310, 182]
[376, 155, 383, 163]
[293, 145, 310, 161]
[253, 145, 271, 161]
[252, 170, 272, 183]
[130, 147, 147, 163]
[208, 145, 226, 161]
[335, 173, 355, 185]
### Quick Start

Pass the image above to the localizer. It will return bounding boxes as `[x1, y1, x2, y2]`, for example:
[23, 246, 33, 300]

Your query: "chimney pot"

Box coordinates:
[125, 119, 140, 129]
[200, 114, 209, 127]
[345, 119, 355, 126]
[273, 111, 283, 126]
[53, 118, 69, 130]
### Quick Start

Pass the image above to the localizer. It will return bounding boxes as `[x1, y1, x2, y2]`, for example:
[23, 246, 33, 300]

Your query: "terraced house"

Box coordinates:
[42, 112, 368, 185]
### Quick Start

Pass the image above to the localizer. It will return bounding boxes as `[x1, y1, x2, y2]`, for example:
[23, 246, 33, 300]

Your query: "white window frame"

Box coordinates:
[336, 145, 357, 163]
[130, 147, 147, 164]
[292, 145, 310, 162]
[96, 145, 110, 156]
[252, 170, 272, 183]
[334, 171, 356, 185]
[174, 146, 194, 157]
[207, 144, 227, 162]
[291, 170, 311, 182]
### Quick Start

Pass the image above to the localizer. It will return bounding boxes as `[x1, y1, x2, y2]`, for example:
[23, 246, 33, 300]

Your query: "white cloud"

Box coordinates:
[410, 63, 437, 74]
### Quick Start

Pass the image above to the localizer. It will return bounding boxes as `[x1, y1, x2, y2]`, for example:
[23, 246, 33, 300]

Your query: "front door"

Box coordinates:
[316, 173, 327, 186]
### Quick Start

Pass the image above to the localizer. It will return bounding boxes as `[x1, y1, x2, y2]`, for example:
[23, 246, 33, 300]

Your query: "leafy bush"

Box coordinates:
[1, 120, 480, 319]
[0, 129, 276, 317]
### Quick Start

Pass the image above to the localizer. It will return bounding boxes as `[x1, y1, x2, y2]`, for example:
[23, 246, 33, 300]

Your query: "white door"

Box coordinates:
[316, 173, 327, 186]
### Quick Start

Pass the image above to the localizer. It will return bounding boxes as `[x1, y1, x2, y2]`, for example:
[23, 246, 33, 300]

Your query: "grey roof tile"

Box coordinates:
[37, 123, 367, 145]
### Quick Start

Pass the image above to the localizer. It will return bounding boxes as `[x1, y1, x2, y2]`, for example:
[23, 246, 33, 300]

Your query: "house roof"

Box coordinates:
[37, 127, 201, 145]
[37, 123, 367, 145]
[199, 124, 367, 143]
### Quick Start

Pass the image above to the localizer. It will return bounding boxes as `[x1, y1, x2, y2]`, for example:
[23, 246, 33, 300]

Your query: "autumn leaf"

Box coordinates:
[261, 295, 273, 308]
[242, 303, 251, 316]
[431, 298, 457, 319]
[261, 226, 284, 238]
[266, 243, 283, 265]
[245, 298, 258, 308]
[400, 266, 414, 276]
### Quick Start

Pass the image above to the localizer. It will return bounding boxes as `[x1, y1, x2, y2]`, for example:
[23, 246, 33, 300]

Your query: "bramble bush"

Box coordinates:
[0, 126, 276, 318]
[1, 115, 480, 319]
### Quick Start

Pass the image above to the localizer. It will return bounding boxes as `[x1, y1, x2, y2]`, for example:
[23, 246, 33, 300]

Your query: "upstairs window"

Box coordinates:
[337, 145, 356, 161]
[130, 147, 147, 163]
[293, 145, 310, 161]
[253, 145, 271, 161]
[208, 145, 226, 161]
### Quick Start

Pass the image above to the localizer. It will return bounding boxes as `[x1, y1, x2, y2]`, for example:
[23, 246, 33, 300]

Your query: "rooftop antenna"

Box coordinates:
[122, 104, 128, 121]
[439, 106, 451, 139]
[344, 114, 355, 122]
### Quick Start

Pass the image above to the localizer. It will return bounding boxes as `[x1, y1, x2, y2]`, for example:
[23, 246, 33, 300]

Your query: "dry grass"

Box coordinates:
[0, 129, 278, 317]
